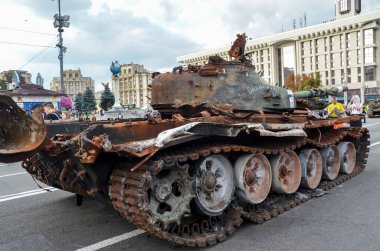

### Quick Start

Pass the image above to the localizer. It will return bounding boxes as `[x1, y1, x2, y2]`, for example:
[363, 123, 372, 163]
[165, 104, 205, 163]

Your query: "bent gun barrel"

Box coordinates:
[0, 94, 47, 163]
[294, 86, 348, 99]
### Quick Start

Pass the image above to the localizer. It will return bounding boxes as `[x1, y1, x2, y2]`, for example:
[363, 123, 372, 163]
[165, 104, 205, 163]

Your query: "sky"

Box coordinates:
[0, 0, 379, 91]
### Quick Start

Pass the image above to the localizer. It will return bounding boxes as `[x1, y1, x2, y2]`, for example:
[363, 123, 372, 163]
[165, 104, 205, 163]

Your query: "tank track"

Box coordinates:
[108, 127, 369, 247]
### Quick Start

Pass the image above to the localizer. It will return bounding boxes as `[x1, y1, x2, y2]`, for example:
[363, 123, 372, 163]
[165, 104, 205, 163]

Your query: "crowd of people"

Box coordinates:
[40, 103, 161, 122]
[41, 102, 96, 122]
[327, 95, 367, 127]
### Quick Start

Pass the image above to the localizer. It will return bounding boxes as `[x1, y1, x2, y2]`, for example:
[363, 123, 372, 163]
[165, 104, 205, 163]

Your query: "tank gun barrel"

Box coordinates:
[0, 94, 47, 163]
[293, 86, 348, 99]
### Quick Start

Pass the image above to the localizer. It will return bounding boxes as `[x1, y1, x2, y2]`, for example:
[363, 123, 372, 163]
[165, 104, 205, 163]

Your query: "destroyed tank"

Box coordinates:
[0, 33, 370, 247]
[367, 97, 380, 118]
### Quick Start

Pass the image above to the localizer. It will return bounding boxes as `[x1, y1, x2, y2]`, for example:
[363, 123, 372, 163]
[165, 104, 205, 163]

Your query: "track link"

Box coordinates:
[108, 127, 369, 247]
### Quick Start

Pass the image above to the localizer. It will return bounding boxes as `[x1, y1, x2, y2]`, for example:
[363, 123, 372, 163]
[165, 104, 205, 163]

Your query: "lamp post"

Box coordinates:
[53, 0, 70, 93]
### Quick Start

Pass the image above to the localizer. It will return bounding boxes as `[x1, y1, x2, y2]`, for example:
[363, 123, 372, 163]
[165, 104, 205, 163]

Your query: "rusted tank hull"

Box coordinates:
[0, 86, 370, 247]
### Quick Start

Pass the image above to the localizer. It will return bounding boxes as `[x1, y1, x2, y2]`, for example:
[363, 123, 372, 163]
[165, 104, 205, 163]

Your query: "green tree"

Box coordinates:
[285, 72, 321, 91]
[82, 88, 97, 115]
[100, 83, 115, 111]
[74, 93, 83, 114]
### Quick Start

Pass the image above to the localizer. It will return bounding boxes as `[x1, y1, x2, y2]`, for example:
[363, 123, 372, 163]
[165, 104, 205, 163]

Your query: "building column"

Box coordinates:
[113, 76, 122, 109]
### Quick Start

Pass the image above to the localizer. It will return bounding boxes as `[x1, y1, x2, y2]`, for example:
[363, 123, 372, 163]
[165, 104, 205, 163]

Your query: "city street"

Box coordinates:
[1, 118, 380, 251]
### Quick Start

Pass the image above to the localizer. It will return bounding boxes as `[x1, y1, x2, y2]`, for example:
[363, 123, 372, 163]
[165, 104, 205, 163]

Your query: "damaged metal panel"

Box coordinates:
[0, 94, 48, 163]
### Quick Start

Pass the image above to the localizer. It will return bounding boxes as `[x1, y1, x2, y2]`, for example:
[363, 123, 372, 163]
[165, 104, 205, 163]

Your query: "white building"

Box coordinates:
[178, 0, 379, 101]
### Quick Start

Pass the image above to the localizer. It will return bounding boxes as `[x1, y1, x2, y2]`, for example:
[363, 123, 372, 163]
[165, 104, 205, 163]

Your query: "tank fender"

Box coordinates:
[155, 122, 200, 147]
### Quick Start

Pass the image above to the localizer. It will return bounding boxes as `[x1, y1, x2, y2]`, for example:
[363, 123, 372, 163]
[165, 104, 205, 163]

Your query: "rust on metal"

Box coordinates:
[0, 94, 47, 162]
[0, 33, 370, 248]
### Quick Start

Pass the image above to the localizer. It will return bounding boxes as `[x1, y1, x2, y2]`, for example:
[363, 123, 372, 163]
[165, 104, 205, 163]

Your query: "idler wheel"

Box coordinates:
[319, 145, 340, 180]
[337, 142, 356, 174]
[194, 154, 235, 216]
[234, 153, 272, 204]
[270, 150, 302, 194]
[298, 149, 323, 189]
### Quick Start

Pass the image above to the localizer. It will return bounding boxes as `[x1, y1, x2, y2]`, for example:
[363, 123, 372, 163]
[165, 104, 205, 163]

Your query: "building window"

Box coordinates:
[357, 31, 361, 46]
[364, 29, 374, 45]
[331, 70, 335, 77]
[358, 76, 361, 82]
[346, 33, 351, 48]
[357, 67, 361, 74]
[339, 0, 350, 13]
[326, 79, 329, 85]
[346, 51, 351, 66]
[315, 39, 319, 53]
[310, 40, 313, 54]
[332, 78, 335, 85]
[357, 49, 361, 64]
[340, 52, 344, 66]
[330, 36, 335, 51]
[310, 56, 313, 70]
[364, 48, 374, 63]
[325, 71, 329, 77]
[340, 34, 344, 49]
[364, 66, 375, 81]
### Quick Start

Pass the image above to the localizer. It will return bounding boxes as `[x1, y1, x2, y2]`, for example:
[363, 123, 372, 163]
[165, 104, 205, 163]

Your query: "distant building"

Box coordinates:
[113, 63, 152, 109]
[177, 0, 379, 101]
[4, 83, 65, 113]
[51, 68, 95, 100]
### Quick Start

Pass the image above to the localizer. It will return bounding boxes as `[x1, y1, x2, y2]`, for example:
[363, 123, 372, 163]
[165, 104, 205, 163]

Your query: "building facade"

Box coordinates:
[4, 83, 65, 114]
[177, 0, 379, 101]
[51, 69, 95, 100]
[113, 64, 152, 109]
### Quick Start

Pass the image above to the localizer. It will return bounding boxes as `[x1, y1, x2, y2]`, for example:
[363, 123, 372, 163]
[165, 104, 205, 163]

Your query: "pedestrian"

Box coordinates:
[362, 104, 368, 123]
[346, 95, 363, 127]
[327, 97, 344, 118]
[61, 111, 71, 121]
[43, 102, 60, 120]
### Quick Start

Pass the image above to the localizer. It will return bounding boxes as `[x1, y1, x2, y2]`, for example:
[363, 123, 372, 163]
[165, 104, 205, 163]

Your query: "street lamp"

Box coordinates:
[53, 0, 70, 93]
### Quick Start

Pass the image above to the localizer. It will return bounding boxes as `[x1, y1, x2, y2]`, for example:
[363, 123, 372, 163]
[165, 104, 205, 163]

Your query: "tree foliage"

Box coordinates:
[82, 88, 97, 114]
[100, 83, 115, 111]
[285, 72, 321, 91]
[60, 96, 73, 110]
[74, 93, 83, 114]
